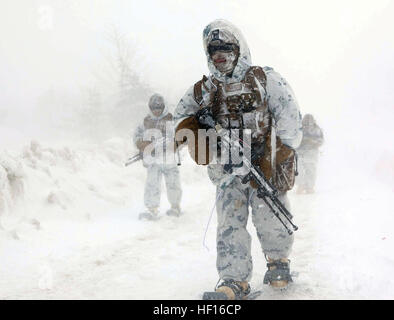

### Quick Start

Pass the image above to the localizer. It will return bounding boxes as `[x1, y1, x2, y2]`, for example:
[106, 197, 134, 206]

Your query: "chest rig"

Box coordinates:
[190, 67, 297, 192]
[194, 66, 271, 144]
[143, 113, 173, 136]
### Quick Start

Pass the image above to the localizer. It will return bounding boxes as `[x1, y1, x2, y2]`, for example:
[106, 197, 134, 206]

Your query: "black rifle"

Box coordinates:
[196, 107, 298, 235]
[125, 153, 143, 167]
[125, 137, 182, 167]
[219, 126, 298, 235]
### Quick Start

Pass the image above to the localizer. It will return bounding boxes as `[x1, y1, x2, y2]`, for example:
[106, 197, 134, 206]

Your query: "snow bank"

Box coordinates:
[1, 129, 393, 299]
[0, 136, 143, 235]
[0, 150, 25, 235]
[0, 133, 213, 299]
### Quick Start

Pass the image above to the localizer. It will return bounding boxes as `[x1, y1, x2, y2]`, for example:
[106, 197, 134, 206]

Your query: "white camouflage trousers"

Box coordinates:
[144, 164, 182, 209]
[216, 177, 294, 282]
[298, 161, 317, 190]
[297, 149, 319, 190]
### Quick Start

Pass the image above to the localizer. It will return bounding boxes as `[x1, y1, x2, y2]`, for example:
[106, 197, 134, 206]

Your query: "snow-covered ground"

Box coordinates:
[0, 136, 393, 300]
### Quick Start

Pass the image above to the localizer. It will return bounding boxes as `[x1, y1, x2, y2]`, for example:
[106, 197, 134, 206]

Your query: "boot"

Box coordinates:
[139, 207, 159, 220]
[203, 279, 250, 300]
[166, 205, 182, 217]
[263, 258, 293, 288]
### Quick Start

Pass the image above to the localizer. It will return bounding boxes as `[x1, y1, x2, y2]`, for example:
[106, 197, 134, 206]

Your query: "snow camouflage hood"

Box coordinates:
[302, 114, 316, 127]
[148, 93, 169, 120]
[203, 19, 252, 83]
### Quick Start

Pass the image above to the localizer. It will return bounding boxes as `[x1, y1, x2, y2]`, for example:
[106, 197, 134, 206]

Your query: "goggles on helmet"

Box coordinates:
[208, 42, 238, 56]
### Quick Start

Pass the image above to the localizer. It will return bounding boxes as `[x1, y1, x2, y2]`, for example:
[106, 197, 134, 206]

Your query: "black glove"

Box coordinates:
[195, 107, 215, 129]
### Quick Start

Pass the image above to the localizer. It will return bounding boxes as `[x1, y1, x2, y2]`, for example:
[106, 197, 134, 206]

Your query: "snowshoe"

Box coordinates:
[263, 259, 293, 288]
[166, 206, 182, 217]
[138, 207, 160, 221]
[203, 279, 250, 300]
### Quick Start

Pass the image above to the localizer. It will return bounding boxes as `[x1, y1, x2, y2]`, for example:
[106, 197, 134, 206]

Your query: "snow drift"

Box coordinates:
[0, 129, 393, 299]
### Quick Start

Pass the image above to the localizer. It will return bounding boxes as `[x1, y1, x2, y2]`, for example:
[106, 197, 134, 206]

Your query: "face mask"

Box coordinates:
[211, 50, 239, 75]
[150, 103, 163, 114]
[149, 94, 165, 115]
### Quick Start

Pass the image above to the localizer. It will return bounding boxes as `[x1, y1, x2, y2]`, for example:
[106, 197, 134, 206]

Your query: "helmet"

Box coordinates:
[148, 94, 165, 111]
[207, 29, 239, 56]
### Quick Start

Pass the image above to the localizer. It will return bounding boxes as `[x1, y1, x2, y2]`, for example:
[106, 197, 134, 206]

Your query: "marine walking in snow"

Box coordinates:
[133, 94, 183, 220]
[174, 20, 302, 299]
[296, 114, 324, 194]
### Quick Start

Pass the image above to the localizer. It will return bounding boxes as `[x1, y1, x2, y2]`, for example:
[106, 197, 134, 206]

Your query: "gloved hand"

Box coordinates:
[136, 140, 151, 152]
[195, 107, 215, 129]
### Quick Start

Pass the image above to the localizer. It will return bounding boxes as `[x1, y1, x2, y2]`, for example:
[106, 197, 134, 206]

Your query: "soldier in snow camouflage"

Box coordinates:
[296, 114, 324, 194]
[133, 94, 182, 220]
[174, 20, 302, 299]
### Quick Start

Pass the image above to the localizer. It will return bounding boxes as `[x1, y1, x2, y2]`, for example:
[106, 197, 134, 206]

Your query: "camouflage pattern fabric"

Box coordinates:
[144, 163, 182, 209]
[216, 176, 293, 281]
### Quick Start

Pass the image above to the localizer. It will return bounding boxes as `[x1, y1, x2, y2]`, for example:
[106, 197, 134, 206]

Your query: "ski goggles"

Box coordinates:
[150, 104, 164, 110]
[208, 42, 238, 56]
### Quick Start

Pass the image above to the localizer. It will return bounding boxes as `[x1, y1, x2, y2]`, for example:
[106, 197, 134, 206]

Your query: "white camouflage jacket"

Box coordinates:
[174, 19, 303, 186]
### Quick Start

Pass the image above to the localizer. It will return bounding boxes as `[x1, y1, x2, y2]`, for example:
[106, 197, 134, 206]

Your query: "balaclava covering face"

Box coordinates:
[203, 19, 252, 84]
[207, 29, 239, 75]
[211, 50, 239, 75]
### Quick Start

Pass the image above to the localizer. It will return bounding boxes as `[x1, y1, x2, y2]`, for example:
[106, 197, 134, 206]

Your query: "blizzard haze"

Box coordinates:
[0, 0, 394, 300]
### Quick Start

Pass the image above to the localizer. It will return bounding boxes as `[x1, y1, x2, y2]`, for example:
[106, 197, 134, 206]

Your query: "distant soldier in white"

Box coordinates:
[133, 94, 182, 220]
[296, 114, 324, 194]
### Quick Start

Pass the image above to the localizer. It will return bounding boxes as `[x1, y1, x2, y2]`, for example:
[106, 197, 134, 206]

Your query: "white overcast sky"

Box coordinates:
[0, 0, 393, 129]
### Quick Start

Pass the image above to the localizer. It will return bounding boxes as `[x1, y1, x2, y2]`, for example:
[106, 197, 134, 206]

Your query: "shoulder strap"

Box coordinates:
[143, 115, 151, 129]
[247, 66, 276, 178]
[244, 66, 268, 113]
[193, 75, 208, 107]
[243, 66, 267, 98]
[250, 66, 267, 90]
[164, 113, 173, 121]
